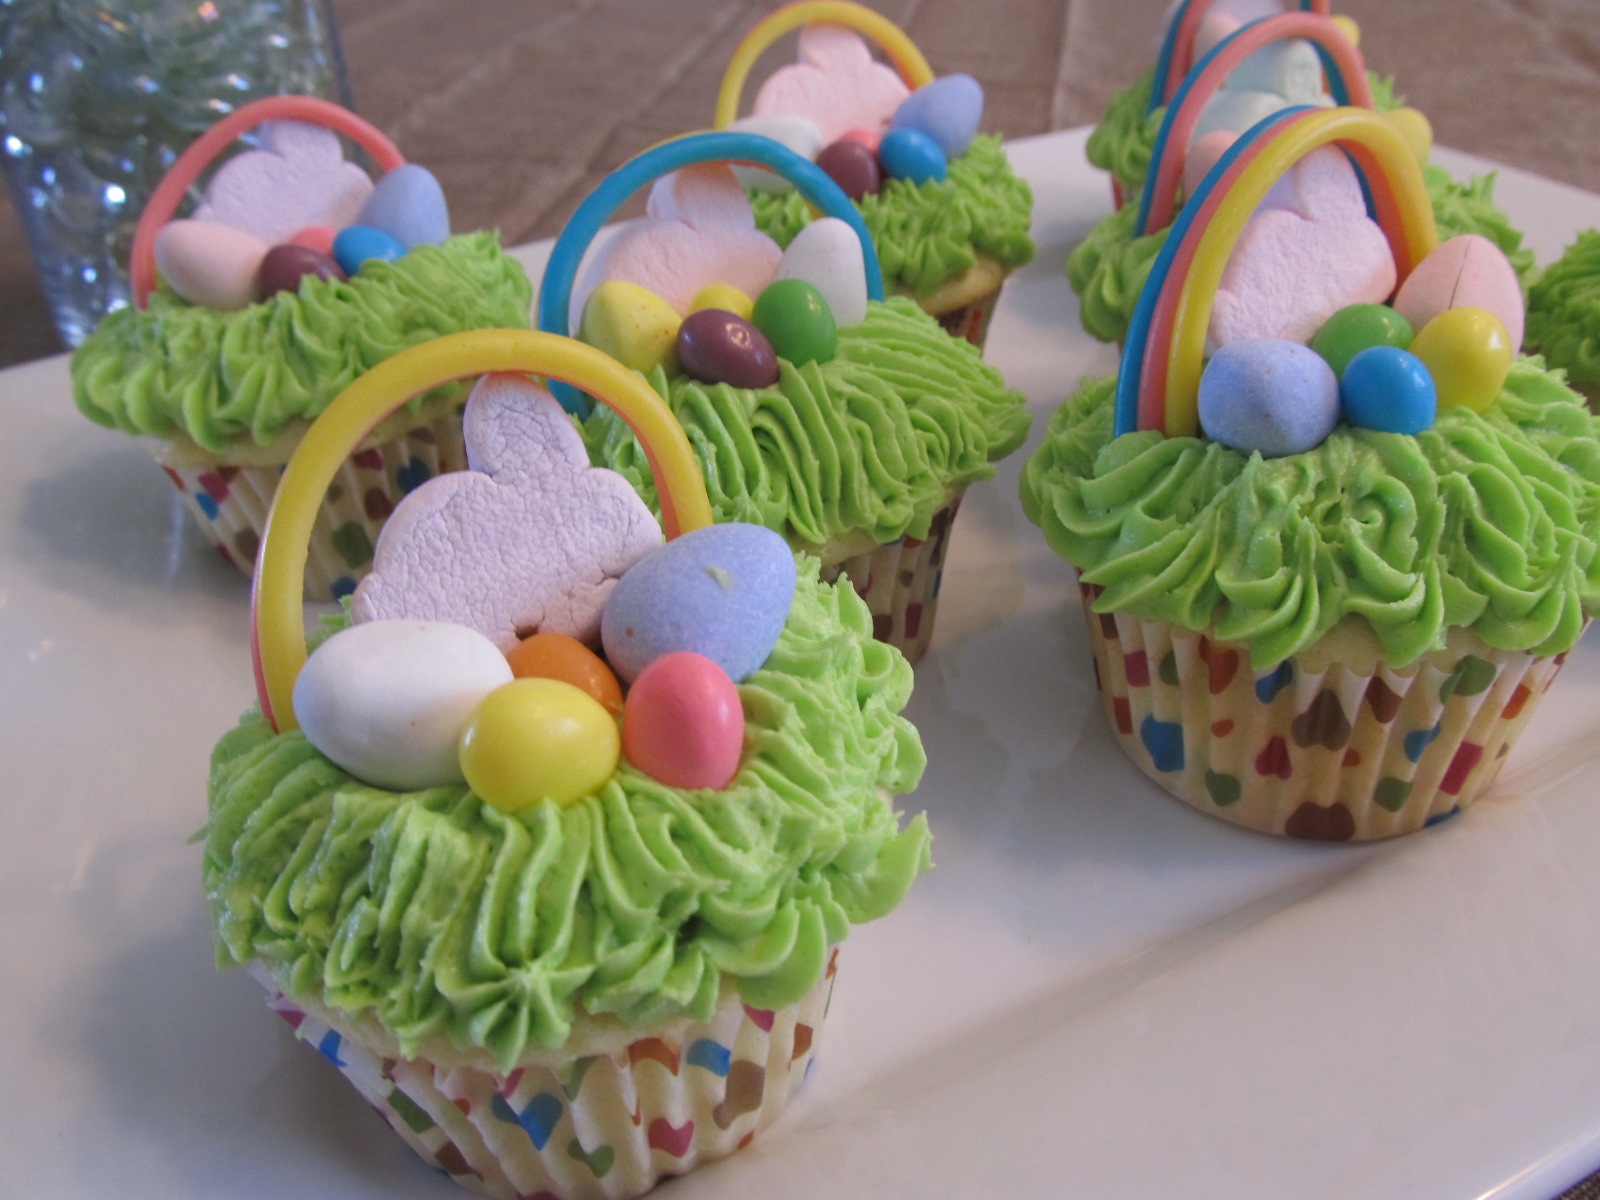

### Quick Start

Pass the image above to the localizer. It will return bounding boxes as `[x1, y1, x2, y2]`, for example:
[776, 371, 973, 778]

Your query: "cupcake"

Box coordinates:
[713, 1, 1034, 349]
[206, 329, 930, 1199]
[540, 132, 1029, 663]
[1526, 229, 1600, 403]
[1070, 8, 1535, 345]
[71, 96, 532, 600]
[1021, 106, 1600, 841]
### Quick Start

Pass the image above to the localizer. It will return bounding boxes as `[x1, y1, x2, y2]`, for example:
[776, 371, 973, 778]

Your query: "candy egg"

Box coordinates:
[288, 225, 338, 257]
[458, 678, 620, 812]
[751, 278, 838, 367]
[877, 128, 948, 185]
[677, 309, 780, 389]
[1409, 306, 1513, 413]
[690, 283, 754, 322]
[153, 219, 268, 310]
[727, 113, 826, 194]
[579, 279, 682, 376]
[506, 631, 623, 717]
[1198, 339, 1339, 458]
[332, 224, 407, 275]
[602, 522, 796, 684]
[1340, 346, 1437, 434]
[623, 652, 745, 791]
[257, 243, 346, 298]
[771, 217, 868, 329]
[816, 137, 882, 201]
[293, 619, 513, 791]
[356, 163, 450, 248]
[1393, 234, 1524, 351]
[1311, 302, 1414, 378]
[840, 127, 882, 152]
[1381, 105, 1432, 168]
[891, 74, 984, 160]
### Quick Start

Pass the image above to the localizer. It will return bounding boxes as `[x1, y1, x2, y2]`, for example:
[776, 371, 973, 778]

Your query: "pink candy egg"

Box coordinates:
[289, 225, 339, 257]
[622, 651, 744, 790]
[1393, 234, 1525, 352]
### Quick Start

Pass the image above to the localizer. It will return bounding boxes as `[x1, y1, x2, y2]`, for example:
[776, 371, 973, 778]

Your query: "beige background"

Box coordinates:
[3, 0, 1598, 369]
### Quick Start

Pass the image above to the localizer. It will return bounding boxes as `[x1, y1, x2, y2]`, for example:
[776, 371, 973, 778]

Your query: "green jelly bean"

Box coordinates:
[752, 278, 838, 367]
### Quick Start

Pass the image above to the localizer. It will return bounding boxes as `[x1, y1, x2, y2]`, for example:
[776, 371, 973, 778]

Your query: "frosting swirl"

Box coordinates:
[749, 135, 1035, 299]
[1067, 164, 1537, 346]
[1020, 361, 1600, 668]
[73, 231, 533, 454]
[582, 298, 1030, 550]
[205, 564, 930, 1069]
[1527, 230, 1600, 390]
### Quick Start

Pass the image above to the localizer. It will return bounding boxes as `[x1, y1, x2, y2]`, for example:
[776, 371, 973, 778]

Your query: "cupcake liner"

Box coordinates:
[1077, 581, 1574, 840]
[820, 492, 964, 664]
[253, 950, 839, 1200]
[928, 285, 1003, 351]
[152, 409, 467, 601]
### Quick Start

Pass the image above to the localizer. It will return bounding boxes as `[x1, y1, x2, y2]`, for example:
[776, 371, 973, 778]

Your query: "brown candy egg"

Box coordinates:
[676, 308, 780, 389]
[257, 243, 346, 298]
[816, 138, 882, 201]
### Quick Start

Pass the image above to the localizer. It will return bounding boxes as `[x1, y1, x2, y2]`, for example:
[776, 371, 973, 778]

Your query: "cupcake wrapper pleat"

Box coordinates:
[929, 286, 1003, 350]
[821, 492, 964, 664]
[1077, 581, 1573, 840]
[151, 409, 468, 602]
[251, 951, 837, 1200]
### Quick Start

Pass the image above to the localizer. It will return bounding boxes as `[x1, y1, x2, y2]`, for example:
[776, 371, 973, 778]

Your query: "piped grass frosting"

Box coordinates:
[1020, 361, 1600, 670]
[1527, 230, 1600, 391]
[750, 135, 1034, 300]
[582, 297, 1030, 553]
[1068, 164, 1538, 345]
[205, 563, 929, 1071]
[73, 231, 532, 454]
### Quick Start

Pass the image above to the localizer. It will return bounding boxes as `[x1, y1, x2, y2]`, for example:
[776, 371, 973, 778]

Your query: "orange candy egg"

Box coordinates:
[505, 631, 624, 717]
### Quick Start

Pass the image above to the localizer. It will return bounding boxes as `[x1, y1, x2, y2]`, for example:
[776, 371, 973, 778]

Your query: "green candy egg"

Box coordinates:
[752, 278, 838, 367]
[1311, 303, 1414, 378]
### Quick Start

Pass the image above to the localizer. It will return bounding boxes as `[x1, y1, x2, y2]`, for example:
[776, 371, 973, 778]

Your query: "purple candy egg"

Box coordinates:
[816, 138, 882, 201]
[257, 243, 345, 298]
[677, 309, 780, 389]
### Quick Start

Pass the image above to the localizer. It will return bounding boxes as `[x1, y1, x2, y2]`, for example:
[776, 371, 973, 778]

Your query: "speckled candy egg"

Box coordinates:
[293, 619, 514, 790]
[622, 651, 745, 790]
[1198, 339, 1339, 458]
[601, 523, 796, 684]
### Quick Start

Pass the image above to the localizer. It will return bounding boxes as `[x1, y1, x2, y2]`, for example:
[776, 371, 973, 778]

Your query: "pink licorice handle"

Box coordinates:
[129, 95, 405, 308]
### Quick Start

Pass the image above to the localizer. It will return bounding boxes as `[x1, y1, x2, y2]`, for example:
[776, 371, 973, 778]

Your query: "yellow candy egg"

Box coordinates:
[579, 280, 681, 376]
[458, 678, 620, 812]
[1329, 14, 1360, 47]
[689, 283, 755, 321]
[1410, 306, 1513, 414]
[1382, 106, 1433, 169]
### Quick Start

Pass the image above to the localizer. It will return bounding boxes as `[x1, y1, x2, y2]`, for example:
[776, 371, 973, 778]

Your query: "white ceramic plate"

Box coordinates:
[5, 128, 1600, 1200]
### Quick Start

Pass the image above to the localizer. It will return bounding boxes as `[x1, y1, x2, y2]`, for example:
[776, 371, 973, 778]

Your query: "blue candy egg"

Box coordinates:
[1340, 346, 1437, 434]
[890, 74, 984, 160]
[1197, 339, 1339, 457]
[332, 224, 407, 275]
[356, 163, 451, 249]
[877, 128, 948, 185]
[601, 523, 796, 685]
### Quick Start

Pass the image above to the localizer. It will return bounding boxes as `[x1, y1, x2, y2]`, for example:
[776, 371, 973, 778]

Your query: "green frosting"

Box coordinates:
[1019, 360, 1600, 668]
[1087, 69, 1403, 194]
[582, 298, 1030, 549]
[1067, 163, 1537, 345]
[204, 564, 930, 1070]
[73, 231, 533, 454]
[1527, 230, 1600, 389]
[749, 135, 1034, 298]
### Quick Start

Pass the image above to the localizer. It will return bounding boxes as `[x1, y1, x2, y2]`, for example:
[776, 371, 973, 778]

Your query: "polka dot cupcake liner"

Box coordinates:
[252, 950, 837, 1200]
[153, 410, 468, 602]
[821, 492, 964, 665]
[1078, 582, 1573, 841]
[930, 284, 1003, 351]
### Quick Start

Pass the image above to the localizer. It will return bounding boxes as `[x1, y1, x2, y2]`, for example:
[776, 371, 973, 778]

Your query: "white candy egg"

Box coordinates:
[293, 620, 513, 791]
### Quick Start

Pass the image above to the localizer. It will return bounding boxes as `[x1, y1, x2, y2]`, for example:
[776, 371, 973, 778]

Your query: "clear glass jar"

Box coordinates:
[0, 0, 352, 347]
